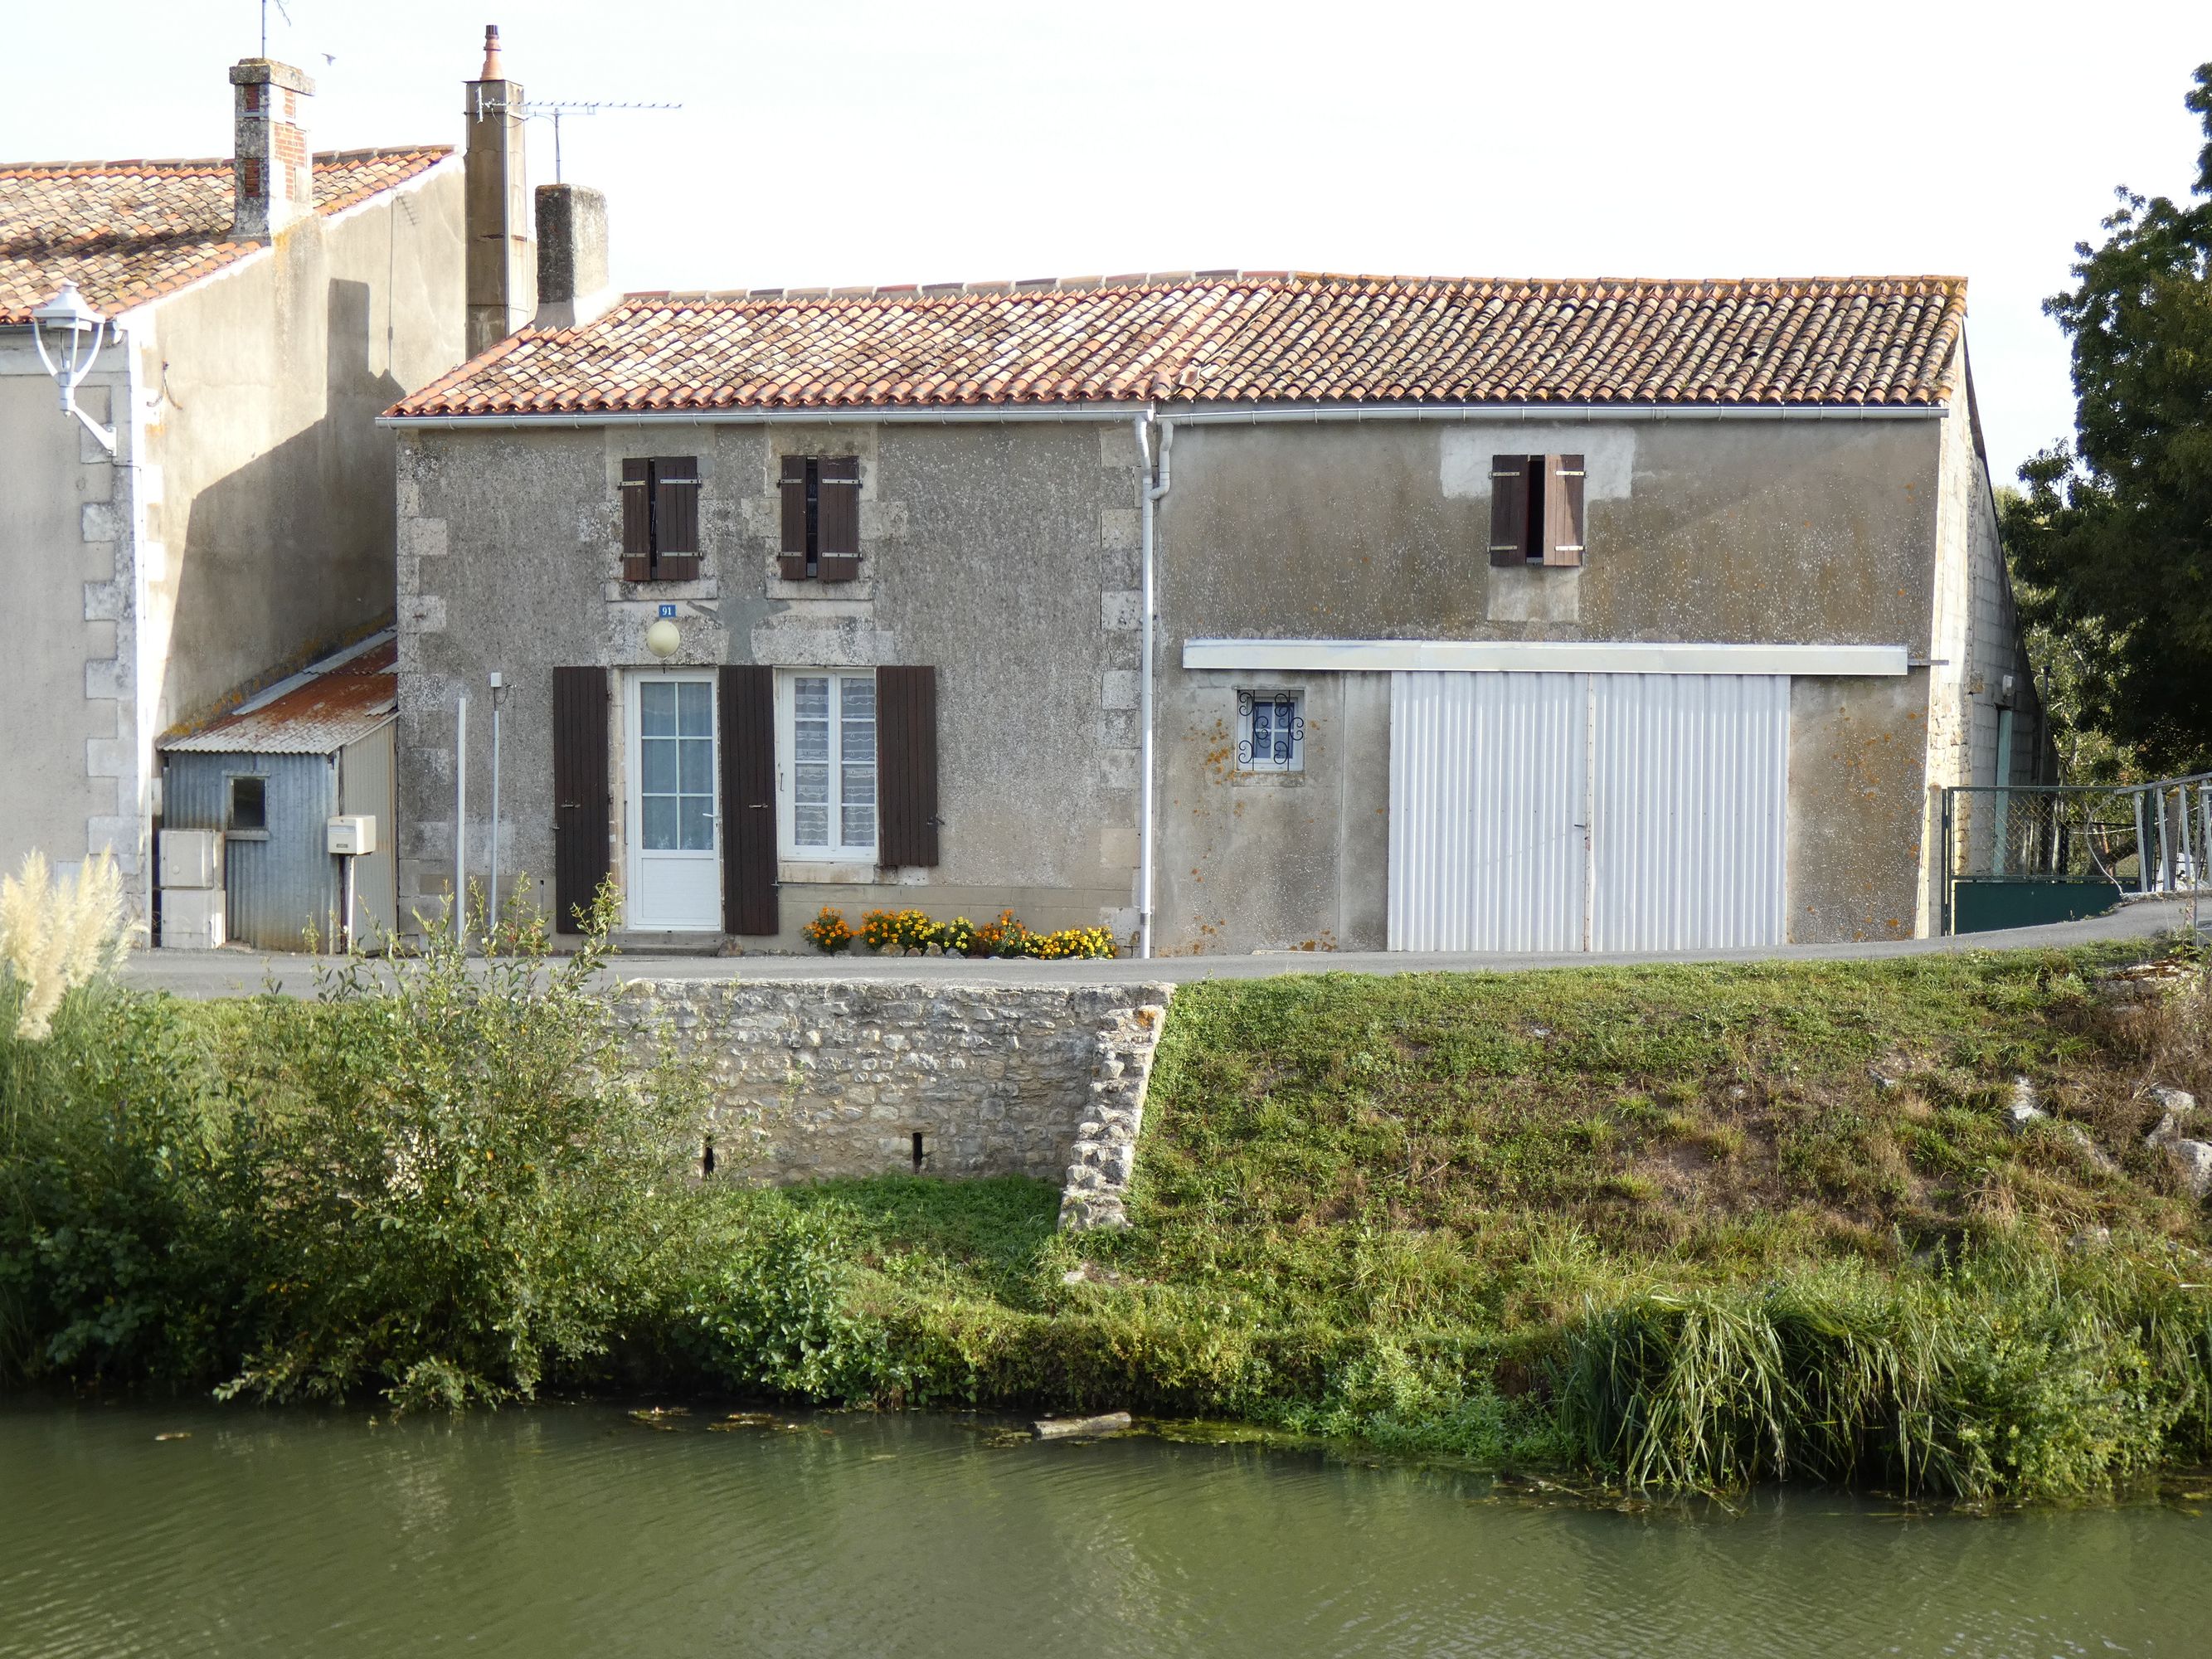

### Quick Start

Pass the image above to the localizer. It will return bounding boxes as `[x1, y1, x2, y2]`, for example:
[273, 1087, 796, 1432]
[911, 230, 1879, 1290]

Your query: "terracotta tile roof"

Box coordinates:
[162, 639, 398, 755]
[0, 148, 451, 324]
[389, 272, 1967, 418]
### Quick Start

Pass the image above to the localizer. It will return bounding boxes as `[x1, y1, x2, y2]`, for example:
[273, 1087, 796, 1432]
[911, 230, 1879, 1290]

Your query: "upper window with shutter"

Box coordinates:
[618, 456, 702, 582]
[1488, 454, 1586, 569]
[777, 455, 862, 582]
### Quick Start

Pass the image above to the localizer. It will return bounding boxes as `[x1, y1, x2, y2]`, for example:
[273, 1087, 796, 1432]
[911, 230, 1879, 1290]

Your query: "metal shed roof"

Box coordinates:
[162, 636, 397, 755]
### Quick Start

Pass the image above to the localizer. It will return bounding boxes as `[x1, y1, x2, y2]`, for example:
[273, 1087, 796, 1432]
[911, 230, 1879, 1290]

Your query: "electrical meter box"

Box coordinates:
[158, 828, 223, 890]
[326, 815, 377, 857]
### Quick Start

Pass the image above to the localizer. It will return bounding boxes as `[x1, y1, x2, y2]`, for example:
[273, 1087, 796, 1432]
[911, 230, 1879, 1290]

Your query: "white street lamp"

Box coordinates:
[30, 281, 117, 455]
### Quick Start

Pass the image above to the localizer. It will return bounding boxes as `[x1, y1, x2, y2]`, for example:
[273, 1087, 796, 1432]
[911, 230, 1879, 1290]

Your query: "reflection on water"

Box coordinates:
[2, 1402, 2208, 1657]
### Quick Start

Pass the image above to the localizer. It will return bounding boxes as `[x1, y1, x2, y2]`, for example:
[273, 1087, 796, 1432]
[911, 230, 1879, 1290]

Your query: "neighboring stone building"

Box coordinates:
[382, 268, 2047, 953]
[0, 52, 469, 924]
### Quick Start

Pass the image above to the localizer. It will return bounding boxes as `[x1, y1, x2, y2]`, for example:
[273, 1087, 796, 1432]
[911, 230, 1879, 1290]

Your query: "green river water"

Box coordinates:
[3, 1401, 2209, 1657]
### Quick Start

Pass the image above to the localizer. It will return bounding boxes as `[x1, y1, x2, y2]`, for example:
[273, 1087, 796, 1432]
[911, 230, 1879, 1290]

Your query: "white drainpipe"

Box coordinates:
[1133, 409, 1173, 958]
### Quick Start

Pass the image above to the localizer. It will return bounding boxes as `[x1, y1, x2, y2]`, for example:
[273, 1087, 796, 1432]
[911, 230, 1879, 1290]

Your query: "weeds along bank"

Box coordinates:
[2, 864, 2210, 1500]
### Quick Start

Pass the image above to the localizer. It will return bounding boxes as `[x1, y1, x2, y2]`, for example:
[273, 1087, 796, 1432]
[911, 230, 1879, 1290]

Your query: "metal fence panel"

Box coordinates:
[1943, 771, 2212, 932]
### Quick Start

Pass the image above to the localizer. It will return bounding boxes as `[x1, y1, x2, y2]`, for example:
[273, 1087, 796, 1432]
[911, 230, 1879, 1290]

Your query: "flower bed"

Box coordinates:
[805, 907, 1118, 961]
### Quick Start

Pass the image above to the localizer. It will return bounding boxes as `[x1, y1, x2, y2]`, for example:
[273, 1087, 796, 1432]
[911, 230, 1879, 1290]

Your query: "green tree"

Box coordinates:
[2001, 63, 2212, 776]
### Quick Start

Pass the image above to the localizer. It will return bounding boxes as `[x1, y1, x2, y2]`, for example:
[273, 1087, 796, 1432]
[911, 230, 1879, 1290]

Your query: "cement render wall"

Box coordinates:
[401, 405, 1984, 956]
[621, 978, 1171, 1223]
[148, 161, 466, 729]
[1924, 357, 2050, 927]
[397, 421, 1146, 944]
[1153, 417, 1949, 949]
[0, 160, 464, 919]
[0, 351, 137, 891]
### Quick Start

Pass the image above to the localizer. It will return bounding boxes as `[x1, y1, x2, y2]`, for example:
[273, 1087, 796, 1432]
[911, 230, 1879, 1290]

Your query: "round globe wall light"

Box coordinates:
[644, 618, 683, 659]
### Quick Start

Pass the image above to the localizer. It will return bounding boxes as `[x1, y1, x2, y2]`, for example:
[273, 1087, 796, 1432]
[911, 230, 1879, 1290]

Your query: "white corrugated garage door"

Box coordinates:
[1388, 671, 1788, 951]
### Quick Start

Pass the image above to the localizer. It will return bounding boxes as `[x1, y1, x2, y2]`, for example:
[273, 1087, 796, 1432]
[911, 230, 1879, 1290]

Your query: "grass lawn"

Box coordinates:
[726, 946, 2212, 1496]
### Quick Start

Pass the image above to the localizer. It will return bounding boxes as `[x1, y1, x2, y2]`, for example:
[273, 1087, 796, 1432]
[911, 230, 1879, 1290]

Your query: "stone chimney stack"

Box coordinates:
[229, 59, 315, 241]
[533, 184, 613, 329]
[464, 24, 535, 355]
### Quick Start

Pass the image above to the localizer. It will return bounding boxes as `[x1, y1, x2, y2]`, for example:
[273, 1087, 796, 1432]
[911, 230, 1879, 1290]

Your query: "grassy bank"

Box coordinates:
[5, 923, 2210, 1502]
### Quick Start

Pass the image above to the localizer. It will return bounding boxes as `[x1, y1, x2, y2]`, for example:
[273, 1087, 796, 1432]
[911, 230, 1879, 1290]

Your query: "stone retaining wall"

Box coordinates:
[623, 979, 1172, 1226]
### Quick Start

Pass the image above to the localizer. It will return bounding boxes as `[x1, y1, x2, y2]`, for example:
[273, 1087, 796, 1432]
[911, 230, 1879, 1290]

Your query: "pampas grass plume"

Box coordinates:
[0, 849, 131, 1039]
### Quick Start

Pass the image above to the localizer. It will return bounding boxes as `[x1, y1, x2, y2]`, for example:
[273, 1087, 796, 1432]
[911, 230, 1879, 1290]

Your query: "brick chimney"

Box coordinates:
[464, 24, 535, 354]
[229, 59, 315, 240]
[533, 183, 613, 329]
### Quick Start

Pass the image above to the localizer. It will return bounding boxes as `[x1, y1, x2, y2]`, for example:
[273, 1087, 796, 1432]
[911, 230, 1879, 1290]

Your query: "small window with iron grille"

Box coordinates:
[1237, 690, 1304, 773]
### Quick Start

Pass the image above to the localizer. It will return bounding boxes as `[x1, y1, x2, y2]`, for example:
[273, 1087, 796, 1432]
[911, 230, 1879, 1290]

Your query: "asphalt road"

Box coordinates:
[120, 895, 2205, 1000]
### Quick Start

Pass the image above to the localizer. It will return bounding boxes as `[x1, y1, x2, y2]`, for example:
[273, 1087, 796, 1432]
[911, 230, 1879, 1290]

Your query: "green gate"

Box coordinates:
[1942, 774, 2210, 935]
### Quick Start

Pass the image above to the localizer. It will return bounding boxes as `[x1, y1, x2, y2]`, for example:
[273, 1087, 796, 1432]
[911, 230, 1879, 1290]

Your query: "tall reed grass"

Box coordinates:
[1555, 1247, 2211, 1500]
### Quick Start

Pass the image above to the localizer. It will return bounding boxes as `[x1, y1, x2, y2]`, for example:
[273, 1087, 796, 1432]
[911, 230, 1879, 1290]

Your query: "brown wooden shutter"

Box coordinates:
[718, 664, 778, 935]
[654, 455, 701, 580]
[777, 455, 809, 581]
[620, 459, 652, 582]
[1488, 455, 1529, 567]
[1543, 454, 1586, 568]
[551, 667, 610, 931]
[877, 664, 940, 867]
[817, 455, 861, 582]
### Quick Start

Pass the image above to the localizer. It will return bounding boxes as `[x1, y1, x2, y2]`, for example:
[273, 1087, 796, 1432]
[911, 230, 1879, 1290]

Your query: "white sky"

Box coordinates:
[7, 0, 2205, 482]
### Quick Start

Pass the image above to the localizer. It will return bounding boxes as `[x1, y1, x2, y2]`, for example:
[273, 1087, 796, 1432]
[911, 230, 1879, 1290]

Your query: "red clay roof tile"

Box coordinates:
[1, 148, 452, 324]
[390, 273, 1966, 417]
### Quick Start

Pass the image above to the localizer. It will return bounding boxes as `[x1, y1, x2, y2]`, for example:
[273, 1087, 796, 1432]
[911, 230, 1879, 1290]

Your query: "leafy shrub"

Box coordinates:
[0, 985, 241, 1385]
[216, 887, 705, 1410]
[801, 907, 853, 954]
[673, 1199, 886, 1399]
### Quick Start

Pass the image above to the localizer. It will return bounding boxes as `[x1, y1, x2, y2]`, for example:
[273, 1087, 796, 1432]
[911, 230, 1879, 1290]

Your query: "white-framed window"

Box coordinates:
[776, 670, 878, 859]
[1237, 689, 1304, 772]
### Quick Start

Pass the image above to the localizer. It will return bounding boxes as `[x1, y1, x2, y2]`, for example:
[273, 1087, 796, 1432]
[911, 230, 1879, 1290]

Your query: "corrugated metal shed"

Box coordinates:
[158, 633, 398, 951]
[164, 636, 396, 754]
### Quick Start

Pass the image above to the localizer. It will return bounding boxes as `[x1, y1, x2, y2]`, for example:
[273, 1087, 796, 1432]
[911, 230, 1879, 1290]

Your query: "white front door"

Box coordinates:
[626, 673, 721, 930]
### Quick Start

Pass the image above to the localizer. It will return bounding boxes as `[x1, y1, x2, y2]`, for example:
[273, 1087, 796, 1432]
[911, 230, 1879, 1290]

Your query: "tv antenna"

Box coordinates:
[523, 100, 683, 183]
[258, 0, 336, 65]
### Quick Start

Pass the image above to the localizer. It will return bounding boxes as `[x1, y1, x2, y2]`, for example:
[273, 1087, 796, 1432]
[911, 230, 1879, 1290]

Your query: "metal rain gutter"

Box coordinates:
[379, 399, 1947, 432]
[1155, 401, 1947, 426]
[378, 402, 1155, 430]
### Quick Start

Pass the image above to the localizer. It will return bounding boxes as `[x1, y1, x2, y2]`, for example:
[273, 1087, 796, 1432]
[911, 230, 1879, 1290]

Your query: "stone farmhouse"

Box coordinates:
[382, 258, 2047, 955]
[0, 56, 473, 927]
